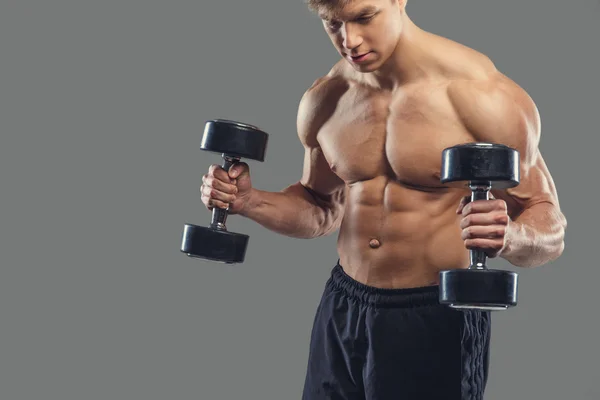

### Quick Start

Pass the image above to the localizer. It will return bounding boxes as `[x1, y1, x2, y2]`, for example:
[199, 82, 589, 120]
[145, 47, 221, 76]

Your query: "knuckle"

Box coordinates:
[212, 167, 226, 179]
[210, 177, 222, 189]
[212, 170, 223, 180]
[219, 180, 234, 193]
[463, 227, 472, 239]
[219, 171, 231, 181]
[494, 200, 506, 210]
[216, 181, 228, 192]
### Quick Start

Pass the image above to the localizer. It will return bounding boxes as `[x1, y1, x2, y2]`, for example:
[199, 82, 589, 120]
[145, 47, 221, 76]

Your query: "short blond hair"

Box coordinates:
[305, 0, 353, 14]
[305, 0, 395, 15]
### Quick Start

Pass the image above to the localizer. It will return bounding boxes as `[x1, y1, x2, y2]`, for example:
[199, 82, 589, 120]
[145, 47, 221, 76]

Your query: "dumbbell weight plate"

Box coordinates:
[439, 268, 518, 310]
[181, 224, 249, 264]
[201, 119, 269, 161]
[441, 143, 520, 189]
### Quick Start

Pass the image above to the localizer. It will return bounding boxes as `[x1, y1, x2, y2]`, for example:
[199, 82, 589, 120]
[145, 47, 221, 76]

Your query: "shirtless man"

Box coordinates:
[200, 0, 567, 398]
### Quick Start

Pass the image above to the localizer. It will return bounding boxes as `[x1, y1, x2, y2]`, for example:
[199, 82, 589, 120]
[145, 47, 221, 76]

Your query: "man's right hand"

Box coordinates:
[201, 162, 253, 215]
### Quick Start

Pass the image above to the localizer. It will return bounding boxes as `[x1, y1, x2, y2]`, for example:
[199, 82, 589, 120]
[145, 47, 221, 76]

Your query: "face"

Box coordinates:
[319, 0, 404, 72]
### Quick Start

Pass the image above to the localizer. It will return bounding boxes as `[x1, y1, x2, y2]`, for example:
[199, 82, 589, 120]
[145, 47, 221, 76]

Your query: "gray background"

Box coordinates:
[1, 0, 598, 399]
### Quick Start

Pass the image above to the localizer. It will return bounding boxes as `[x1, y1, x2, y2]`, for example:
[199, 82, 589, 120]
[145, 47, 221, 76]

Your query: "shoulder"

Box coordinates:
[296, 67, 350, 147]
[301, 61, 352, 107]
[447, 71, 541, 166]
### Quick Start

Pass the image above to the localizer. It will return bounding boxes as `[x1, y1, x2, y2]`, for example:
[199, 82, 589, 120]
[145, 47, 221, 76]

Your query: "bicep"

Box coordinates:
[492, 150, 561, 219]
[450, 75, 561, 218]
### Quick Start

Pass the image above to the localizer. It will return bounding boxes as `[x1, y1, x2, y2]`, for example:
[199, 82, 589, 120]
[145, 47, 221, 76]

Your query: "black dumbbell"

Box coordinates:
[439, 142, 520, 311]
[181, 119, 269, 264]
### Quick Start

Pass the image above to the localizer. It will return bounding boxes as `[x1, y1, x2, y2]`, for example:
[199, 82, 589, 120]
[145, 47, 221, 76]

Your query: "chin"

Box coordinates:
[350, 61, 380, 73]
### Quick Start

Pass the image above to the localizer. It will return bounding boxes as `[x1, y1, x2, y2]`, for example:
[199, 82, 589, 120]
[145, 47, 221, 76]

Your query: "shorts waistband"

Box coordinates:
[328, 261, 441, 308]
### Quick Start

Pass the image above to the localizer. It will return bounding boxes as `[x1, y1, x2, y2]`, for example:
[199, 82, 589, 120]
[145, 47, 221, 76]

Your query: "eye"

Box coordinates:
[355, 15, 374, 24]
[326, 20, 342, 30]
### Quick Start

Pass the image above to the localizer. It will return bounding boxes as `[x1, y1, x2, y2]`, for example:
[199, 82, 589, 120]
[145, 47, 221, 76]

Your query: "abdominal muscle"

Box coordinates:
[336, 175, 471, 289]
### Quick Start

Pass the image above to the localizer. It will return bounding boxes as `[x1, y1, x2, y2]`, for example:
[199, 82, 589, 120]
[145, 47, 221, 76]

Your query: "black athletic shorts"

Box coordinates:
[302, 261, 491, 400]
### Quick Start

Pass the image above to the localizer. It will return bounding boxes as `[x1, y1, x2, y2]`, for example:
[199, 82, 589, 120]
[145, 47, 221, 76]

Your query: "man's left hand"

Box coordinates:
[456, 195, 513, 258]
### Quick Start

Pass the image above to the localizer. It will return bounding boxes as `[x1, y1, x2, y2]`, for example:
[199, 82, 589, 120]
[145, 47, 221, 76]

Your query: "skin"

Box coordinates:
[201, 0, 567, 289]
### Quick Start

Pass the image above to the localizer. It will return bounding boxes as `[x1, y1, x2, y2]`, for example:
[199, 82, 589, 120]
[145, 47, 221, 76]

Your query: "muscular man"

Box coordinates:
[201, 0, 567, 398]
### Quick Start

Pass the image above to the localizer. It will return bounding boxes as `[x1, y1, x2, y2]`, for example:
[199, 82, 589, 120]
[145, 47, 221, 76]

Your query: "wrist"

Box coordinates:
[500, 220, 526, 263]
[239, 188, 262, 217]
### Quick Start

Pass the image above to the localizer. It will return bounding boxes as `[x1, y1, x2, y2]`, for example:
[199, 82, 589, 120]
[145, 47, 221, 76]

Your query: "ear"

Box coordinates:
[394, 0, 408, 12]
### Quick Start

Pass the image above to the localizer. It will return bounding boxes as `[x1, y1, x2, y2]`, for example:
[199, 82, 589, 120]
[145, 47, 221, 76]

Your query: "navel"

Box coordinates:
[369, 238, 381, 249]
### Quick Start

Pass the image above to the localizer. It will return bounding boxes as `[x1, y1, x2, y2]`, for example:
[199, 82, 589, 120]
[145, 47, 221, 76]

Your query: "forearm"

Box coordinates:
[239, 182, 339, 239]
[502, 202, 567, 268]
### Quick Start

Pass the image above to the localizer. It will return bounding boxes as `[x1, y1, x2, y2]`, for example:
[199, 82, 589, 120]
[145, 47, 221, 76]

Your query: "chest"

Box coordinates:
[317, 84, 474, 187]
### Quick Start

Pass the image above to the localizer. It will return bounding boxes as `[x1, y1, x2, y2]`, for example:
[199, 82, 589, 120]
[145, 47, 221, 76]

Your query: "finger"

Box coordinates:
[456, 196, 470, 214]
[201, 183, 237, 204]
[202, 195, 229, 210]
[464, 238, 504, 257]
[208, 164, 234, 183]
[201, 194, 214, 210]
[460, 212, 509, 229]
[203, 174, 238, 195]
[462, 199, 507, 216]
[208, 163, 223, 175]
[228, 162, 249, 179]
[462, 225, 507, 241]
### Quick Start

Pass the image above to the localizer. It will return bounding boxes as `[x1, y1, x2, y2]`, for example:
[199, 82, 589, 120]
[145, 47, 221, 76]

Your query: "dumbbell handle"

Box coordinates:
[210, 154, 240, 230]
[468, 183, 490, 270]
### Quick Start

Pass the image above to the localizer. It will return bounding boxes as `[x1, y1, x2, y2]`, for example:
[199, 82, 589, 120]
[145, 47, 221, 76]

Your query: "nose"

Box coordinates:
[341, 23, 362, 51]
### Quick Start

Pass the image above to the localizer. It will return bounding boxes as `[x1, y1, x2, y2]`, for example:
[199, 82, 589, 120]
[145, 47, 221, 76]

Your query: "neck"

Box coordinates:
[370, 15, 436, 90]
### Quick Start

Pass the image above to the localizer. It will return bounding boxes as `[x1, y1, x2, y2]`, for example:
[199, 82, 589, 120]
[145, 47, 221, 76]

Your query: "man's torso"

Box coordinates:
[312, 36, 503, 288]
